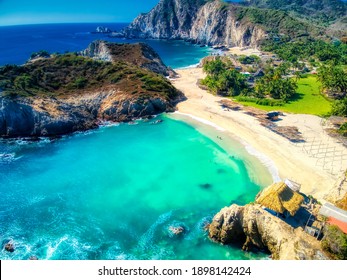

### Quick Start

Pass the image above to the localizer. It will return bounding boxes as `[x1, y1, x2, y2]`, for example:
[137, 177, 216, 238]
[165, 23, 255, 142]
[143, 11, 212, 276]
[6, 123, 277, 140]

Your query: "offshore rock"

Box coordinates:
[4, 243, 15, 253]
[209, 204, 328, 260]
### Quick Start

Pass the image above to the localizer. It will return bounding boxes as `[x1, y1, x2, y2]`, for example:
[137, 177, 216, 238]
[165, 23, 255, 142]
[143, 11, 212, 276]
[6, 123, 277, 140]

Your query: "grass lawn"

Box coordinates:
[236, 75, 332, 116]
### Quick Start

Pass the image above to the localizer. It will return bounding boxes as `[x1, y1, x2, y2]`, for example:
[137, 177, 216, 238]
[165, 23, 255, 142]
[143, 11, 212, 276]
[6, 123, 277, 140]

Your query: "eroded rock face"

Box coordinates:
[125, 0, 266, 48]
[81, 41, 177, 77]
[0, 42, 182, 139]
[0, 92, 175, 138]
[325, 172, 347, 208]
[209, 204, 328, 260]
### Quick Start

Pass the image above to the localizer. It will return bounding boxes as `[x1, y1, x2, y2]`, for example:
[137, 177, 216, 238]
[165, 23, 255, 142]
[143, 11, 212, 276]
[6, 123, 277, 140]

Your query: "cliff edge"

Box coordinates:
[125, 0, 320, 48]
[0, 41, 182, 138]
[209, 204, 328, 260]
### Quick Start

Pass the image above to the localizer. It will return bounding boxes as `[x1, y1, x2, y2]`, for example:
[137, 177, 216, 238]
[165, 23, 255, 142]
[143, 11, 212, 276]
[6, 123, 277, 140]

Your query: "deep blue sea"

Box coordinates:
[0, 23, 211, 68]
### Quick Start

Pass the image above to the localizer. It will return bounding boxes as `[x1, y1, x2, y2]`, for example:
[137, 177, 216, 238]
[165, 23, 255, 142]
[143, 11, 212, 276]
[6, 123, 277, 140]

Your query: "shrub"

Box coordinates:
[322, 225, 347, 260]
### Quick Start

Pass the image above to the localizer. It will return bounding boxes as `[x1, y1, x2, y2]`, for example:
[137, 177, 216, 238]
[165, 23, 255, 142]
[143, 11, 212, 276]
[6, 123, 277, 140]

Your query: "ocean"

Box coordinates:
[0, 23, 211, 68]
[0, 23, 270, 260]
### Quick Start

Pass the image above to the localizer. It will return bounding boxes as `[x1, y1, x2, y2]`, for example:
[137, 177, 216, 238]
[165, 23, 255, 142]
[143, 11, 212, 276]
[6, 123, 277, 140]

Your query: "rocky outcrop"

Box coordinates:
[0, 42, 182, 138]
[209, 204, 328, 260]
[325, 172, 347, 209]
[0, 92, 175, 138]
[93, 26, 112, 33]
[81, 40, 176, 77]
[125, 0, 266, 48]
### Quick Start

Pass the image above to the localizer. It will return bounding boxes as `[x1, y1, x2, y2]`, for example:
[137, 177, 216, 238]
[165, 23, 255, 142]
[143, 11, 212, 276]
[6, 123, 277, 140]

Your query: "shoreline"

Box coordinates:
[168, 112, 274, 188]
[171, 66, 346, 201]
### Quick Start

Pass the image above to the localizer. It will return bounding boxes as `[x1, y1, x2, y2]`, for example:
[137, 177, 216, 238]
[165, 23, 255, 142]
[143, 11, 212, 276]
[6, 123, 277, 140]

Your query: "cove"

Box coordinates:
[0, 116, 270, 260]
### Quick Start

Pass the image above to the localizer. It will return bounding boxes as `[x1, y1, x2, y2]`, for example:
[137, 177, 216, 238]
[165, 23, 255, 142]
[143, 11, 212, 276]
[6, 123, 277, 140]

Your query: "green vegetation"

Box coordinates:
[322, 225, 347, 260]
[239, 0, 347, 23]
[262, 38, 347, 65]
[238, 55, 261, 65]
[317, 64, 347, 94]
[201, 58, 249, 96]
[202, 57, 299, 101]
[254, 67, 297, 101]
[234, 6, 319, 38]
[338, 122, 347, 136]
[332, 97, 347, 117]
[0, 53, 178, 99]
[30, 50, 50, 60]
[237, 76, 332, 115]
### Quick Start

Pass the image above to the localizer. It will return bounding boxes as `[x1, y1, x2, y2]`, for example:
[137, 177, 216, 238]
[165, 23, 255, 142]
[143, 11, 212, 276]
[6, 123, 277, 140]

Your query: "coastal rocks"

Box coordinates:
[93, 26, 112, 34]
[4, 242, 15, 253]
[0, 42, 183, 138]
[81, 41, 177, 77]
[169, 226, 185, 236]
[124, 0, 266, 48]
[209, 204, 328, 260]
[0, 92, 176, 138]
[325, 172, 347, 210]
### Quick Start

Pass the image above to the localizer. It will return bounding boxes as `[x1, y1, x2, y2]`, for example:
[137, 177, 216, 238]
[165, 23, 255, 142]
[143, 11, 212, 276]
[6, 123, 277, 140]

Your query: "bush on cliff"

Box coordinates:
[322, 225, 347, 260]
[0, 53, 179, 100]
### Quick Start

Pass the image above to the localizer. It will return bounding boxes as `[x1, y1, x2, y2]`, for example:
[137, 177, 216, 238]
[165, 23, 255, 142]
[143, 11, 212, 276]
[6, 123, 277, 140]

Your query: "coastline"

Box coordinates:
[168, 112, 275, 188]
[171, 66, 346, 201]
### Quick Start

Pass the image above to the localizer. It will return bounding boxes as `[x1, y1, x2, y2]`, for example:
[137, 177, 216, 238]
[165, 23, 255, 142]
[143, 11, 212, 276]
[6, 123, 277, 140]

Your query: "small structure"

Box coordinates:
[256, 181, 304, 217]
[267, 111, 280, 121]
[319, 203, 347, 234]
[284, 178, 301, 192]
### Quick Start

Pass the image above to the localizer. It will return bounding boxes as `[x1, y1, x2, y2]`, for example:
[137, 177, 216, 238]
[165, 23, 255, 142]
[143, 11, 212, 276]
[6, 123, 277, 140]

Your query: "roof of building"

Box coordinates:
[256, 182, 304, 216]
[328, 217, 347, 234]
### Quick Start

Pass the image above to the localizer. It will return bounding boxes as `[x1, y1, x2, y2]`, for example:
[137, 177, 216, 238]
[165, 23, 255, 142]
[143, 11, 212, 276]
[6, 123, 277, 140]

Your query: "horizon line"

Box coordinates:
[0, 21, 131, 28]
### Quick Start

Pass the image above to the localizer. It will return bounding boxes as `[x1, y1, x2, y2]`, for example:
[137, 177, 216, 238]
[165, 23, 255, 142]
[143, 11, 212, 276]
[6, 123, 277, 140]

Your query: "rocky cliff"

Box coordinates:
[80, 40, 176, 77]
[125, 0, 317, 48]
[125, 0, 265, 47]
[0, 42, 182, 138]
[209, 204, 328, 260]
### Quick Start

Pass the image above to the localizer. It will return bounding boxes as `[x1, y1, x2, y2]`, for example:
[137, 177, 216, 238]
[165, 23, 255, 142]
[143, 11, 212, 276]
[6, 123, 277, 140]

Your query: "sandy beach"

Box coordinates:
[172, 67, 347, 201]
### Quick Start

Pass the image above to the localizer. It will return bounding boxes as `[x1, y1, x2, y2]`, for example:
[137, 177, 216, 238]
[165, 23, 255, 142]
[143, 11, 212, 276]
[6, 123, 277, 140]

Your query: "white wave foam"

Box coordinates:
[46, 235, 68, 260]
[0, 153, 20, 162]
[172, 112, 226, 131]
[137, 211, 172, 252]
[99, 121, 120, 128]
[242, 141, 281, 182]
[174, 63, 200, 70]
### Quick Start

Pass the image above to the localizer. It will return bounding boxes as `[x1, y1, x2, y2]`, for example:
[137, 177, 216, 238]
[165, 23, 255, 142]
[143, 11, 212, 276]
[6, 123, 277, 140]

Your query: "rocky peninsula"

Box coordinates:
[0, 41, 182, 138]
[208, 203, 328, 260]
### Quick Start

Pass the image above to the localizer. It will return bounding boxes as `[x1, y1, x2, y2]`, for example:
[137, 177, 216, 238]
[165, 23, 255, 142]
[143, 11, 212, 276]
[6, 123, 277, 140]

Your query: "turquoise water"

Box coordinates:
[0, 116, 267, 260]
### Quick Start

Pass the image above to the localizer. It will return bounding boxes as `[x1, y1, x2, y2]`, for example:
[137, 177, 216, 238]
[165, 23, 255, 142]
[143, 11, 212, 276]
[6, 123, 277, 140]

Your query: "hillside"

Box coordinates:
[125, 0, 326, 48]
[239, 0, 347, 23]
[0, 41, 181, 138]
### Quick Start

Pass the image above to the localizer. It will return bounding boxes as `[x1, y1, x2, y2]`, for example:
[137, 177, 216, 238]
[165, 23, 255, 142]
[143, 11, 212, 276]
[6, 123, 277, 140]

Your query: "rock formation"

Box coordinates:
[80, 40, 176, 77]
[125, 0, 266, 48]
[0, 42, 182, 138]
[93, 26, 112, 33]
[325, 171, 347, 210]
[209, 204, 328, 260]
[4, 243, 15, 253]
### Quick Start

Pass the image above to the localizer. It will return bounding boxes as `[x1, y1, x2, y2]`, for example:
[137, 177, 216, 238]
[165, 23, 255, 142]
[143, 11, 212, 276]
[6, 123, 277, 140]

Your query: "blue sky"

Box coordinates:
[0, 0, 159, 26]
